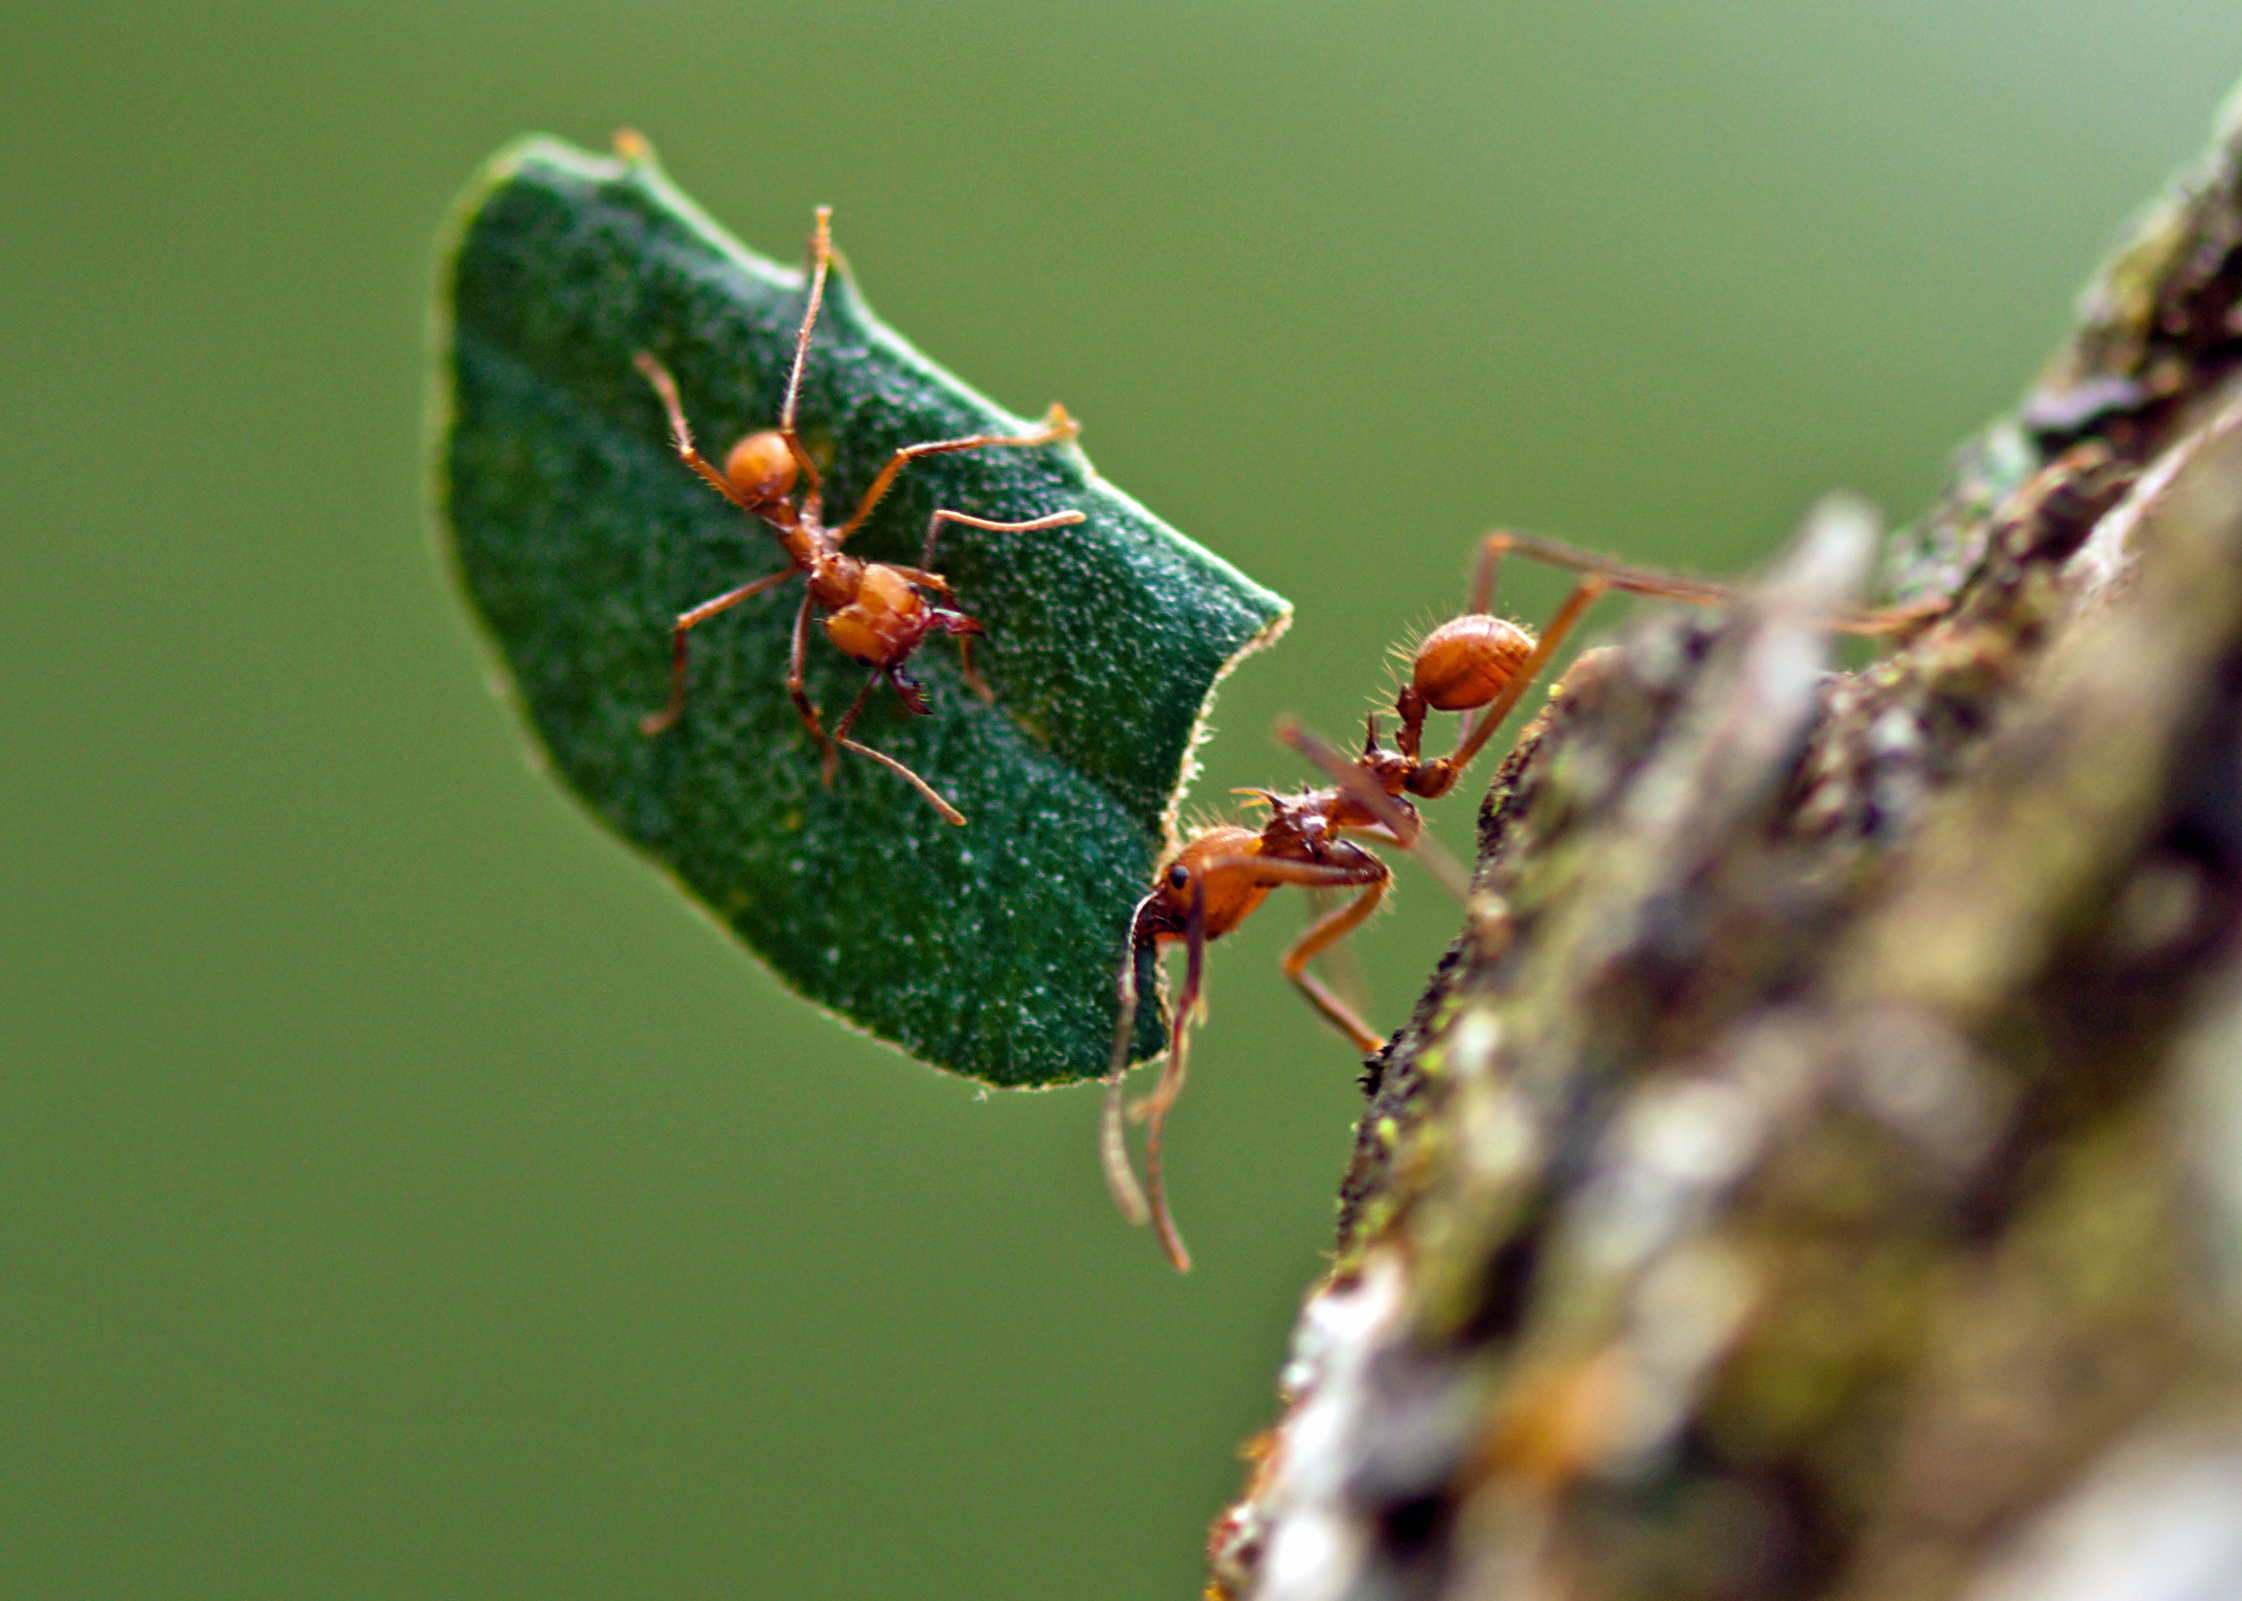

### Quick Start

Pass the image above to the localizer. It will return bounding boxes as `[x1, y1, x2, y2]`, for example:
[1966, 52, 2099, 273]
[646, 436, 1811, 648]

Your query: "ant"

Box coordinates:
[1100, 531, 1935, 1269]
[633, 207, 1086, 826]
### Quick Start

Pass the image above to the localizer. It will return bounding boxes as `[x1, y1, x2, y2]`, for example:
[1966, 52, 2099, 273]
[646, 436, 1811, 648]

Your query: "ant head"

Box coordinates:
[1411, 614, 1535, 713]
[724, 430, 798, 507]
[1151, 826, 1271, 941]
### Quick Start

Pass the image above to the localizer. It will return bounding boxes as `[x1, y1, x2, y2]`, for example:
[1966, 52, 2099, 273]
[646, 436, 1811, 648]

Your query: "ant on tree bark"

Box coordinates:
[633, 207, 1085, 825]
[1101, 532, 1937, 1270]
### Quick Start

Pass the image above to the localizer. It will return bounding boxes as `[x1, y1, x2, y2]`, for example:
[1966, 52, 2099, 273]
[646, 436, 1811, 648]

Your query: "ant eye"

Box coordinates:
[1168, 864, 1190, 890]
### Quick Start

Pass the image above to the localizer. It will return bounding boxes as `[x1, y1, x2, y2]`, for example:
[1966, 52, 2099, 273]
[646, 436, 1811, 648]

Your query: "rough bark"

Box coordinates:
[1209, 87, 2242, 1601]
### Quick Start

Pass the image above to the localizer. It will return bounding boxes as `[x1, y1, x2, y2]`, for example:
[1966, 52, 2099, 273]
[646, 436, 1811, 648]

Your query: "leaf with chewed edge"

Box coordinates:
[434, 136, 1289, 1086]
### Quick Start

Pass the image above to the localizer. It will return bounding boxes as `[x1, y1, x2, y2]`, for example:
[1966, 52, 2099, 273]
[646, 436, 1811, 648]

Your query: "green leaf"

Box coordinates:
[433, 136, 1289, 1087]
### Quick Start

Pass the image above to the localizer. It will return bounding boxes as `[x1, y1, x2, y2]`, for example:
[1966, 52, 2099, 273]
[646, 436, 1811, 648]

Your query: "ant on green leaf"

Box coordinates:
[1101, 532, 1935, 1270]
[633, 207, 1085, 825]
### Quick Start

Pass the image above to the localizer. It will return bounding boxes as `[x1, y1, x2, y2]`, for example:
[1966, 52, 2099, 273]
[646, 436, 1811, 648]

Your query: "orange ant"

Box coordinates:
[633, 207, 1086, 825]
[1100, 531, 1933, 1269]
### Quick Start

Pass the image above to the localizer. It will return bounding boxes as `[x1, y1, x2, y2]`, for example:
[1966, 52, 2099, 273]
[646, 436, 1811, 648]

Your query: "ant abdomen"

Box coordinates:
[723, 431, 797, 506]
[1411, 614, 1535, 712]
[824, 565, 925, 665]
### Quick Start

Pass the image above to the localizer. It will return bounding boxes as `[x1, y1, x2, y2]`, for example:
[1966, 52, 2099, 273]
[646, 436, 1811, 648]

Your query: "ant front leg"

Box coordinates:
[633, 351, 760, 512]
[772, 209, 837, 516]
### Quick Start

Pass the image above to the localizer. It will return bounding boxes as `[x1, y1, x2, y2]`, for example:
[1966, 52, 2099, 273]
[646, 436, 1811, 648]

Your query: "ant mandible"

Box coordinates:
[633, 207, 1086, 826]
[1101, 531, 1931, 1270]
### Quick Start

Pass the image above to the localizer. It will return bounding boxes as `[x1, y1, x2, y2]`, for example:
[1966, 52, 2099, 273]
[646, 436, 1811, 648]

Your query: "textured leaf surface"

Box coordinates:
[435, 137, 1288, 1086]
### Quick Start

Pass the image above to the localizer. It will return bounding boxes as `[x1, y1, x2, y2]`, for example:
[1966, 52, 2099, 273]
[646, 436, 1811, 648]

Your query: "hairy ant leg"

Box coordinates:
[630, 207, 1087, 824]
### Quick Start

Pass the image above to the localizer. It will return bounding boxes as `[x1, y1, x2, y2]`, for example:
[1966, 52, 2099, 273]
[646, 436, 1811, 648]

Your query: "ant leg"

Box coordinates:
[1280, 877, 1389, 1054]
[834, 738, 967, 826]
[1472, 529, 1739, 616]
[1446, 535, 1935, 785]
[1477, 529, 1941, 636]
[898, 509, 1084, 705]
[829, 669, 885, 746]
[1277, 721, 1519, 963]
[774, 209, 834, 513]
[1102, 907, 1161, 1229]
[915, 507, 1087, 570]
[1276, 719, 1476, 904]
[832, 410, 1082, 545]
[784, 589, 842, 780]
[883, 509, 1086, 592]
[641, 567, 797, 736]
[815, 656, 969, 824]
[955, 635, 992, 704]
[634, 352, 757, 511]
[1157, 854, 1393, 1054]
[1138, 878, 1209, 1272]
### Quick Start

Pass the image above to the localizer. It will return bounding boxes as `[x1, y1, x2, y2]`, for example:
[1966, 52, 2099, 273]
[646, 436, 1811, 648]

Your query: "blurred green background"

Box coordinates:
[6, 4, 2237, 1597]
